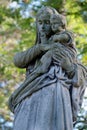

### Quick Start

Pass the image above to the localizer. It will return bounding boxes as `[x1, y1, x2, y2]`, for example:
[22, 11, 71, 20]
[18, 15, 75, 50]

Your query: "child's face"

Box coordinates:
[51, 19, 63, 33]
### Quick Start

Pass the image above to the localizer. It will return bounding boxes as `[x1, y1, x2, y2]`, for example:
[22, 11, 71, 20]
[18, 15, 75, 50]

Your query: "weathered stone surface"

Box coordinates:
[9, 6, 87, 130]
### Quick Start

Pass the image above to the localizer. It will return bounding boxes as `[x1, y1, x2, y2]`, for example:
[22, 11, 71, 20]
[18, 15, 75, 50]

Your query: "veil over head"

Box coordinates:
[35, 6, 59, 44]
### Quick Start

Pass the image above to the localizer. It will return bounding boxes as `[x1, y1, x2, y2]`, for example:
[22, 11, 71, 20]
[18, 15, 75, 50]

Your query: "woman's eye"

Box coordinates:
[46, 21, 50, 24]
[38, 21, 42, 24]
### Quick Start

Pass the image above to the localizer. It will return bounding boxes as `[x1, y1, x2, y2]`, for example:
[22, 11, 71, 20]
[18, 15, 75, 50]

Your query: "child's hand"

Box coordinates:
[39, 44, 51, 51]
[53, 35, 60, 42]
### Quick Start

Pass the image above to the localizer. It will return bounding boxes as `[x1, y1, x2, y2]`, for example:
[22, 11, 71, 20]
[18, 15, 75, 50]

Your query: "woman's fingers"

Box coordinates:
[39, 44, 49, 51]
[55, 50, 66, 59]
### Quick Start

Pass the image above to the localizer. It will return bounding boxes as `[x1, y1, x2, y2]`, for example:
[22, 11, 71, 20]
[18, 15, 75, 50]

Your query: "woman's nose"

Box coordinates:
[52, 25, 55, 28]
[41, 23, 45, 29]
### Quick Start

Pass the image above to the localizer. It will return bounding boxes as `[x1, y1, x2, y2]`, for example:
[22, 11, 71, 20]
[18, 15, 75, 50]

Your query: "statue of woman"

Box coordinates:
[9, 6, 87, 130]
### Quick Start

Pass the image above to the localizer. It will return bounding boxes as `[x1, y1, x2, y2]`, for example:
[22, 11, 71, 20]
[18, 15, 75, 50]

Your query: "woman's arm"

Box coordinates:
[14, 43, 52, 68]
[14, 44, 42, 68]
[50, 44, 75, 75]
[60, 54, 87, 88]
[71, 63, 87, 88]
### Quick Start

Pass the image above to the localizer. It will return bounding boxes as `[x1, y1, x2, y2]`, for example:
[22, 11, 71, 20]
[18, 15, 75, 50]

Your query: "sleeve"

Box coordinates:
[14, 44, 42, 68]
[72, 63, 87, 88]
[71, 63, 87, 121]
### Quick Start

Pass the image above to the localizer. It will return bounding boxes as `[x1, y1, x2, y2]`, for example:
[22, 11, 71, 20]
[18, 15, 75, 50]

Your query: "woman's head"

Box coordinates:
[35, 6, 59, 44]
[36, 6, 58, 21]
[37, 11, 52, 37]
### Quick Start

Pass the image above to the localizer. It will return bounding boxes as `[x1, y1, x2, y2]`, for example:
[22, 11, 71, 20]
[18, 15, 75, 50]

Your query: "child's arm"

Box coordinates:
[52, 33, 69, 43]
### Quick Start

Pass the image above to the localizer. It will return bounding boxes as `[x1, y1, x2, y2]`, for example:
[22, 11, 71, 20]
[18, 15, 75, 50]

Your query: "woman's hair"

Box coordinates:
[35, 6, 59, 44]
[36, 6, 58, 20]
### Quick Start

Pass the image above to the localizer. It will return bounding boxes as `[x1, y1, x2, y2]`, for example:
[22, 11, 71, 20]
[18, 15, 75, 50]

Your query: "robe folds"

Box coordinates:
[8, 44, 87, 130]
[13, 65, 74, 130]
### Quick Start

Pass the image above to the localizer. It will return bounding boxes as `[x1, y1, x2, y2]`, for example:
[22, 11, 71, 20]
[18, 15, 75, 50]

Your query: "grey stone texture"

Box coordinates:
[9, 6, 87, 130]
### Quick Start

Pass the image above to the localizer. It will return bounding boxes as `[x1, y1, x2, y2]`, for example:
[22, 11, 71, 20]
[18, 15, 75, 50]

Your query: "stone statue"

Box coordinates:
[33, 13, 76, 75]
[8, 6, 87, 130]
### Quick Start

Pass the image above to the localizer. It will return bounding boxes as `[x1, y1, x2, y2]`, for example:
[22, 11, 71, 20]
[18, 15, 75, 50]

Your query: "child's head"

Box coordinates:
[50, 14, 67, 33]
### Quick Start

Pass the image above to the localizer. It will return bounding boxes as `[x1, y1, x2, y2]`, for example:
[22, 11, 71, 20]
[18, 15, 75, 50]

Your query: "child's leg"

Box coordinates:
[34, 50, 52, 74]
[30, 50, 52, 78]
[40, 50, 52, 73]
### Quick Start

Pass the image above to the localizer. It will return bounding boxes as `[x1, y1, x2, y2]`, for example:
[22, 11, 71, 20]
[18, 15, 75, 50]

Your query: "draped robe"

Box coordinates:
[8, 44, 87, 130]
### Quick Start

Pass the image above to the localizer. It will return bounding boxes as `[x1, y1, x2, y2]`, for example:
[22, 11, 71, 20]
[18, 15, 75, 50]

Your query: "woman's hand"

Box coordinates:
[61, 57, 74, 73]
[39, 44, 51, 51]
[53, 47, 74, 73]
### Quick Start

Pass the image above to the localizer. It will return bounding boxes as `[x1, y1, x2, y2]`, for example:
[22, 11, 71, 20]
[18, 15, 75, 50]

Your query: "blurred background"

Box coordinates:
[0, 0, 87, 129]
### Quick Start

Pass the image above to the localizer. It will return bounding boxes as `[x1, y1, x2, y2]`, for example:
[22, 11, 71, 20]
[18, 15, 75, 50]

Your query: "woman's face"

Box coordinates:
[37, 14, 52, 37]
